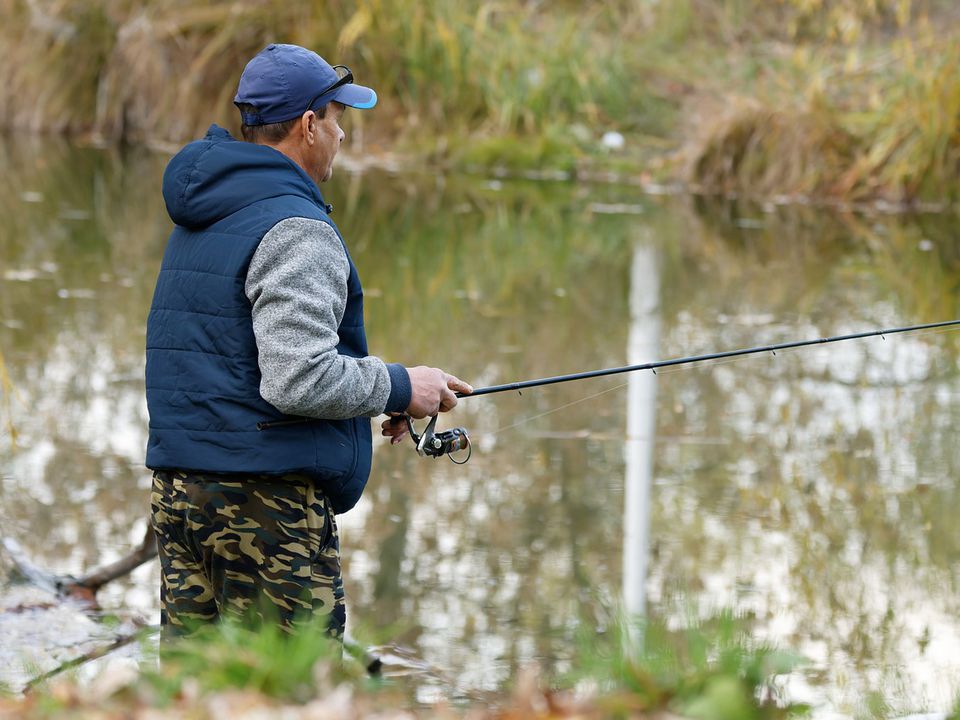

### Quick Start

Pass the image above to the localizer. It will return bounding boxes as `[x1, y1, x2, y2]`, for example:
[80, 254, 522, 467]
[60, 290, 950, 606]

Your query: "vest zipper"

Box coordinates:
[256, 417, 319, 430]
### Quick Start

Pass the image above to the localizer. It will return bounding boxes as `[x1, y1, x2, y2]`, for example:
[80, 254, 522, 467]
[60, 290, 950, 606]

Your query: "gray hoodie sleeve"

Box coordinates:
[245, 217, 411, 419]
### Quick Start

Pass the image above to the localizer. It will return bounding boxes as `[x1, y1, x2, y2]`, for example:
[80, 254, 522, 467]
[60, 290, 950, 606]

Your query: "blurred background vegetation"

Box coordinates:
[1, 0, 958, 204]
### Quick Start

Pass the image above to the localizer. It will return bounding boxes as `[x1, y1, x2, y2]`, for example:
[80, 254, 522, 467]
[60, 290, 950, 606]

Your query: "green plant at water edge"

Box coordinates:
[948, 695, 960, 720]
[144, 615, 367, 704]
[572, 611, 807, 719]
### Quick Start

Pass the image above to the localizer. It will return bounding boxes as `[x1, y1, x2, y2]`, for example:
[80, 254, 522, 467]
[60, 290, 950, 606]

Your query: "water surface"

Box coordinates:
[1, 137, 959, 716]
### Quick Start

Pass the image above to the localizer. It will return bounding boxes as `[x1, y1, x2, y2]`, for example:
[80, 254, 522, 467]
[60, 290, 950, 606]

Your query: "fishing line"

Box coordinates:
[485, 354, 750, 436]
[488, 381, 631, 436]
[483, 351, 774, 438]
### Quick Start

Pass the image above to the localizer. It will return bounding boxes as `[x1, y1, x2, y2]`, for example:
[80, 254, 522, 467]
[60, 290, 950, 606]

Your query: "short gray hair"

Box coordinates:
[236, 103, 327, 144]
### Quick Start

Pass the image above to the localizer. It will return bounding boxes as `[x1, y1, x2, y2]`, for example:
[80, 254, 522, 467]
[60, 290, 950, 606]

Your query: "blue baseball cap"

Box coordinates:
[234, 43, 377, 126]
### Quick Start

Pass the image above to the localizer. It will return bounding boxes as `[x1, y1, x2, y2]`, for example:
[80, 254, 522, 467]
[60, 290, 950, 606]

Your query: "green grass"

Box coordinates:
[571, 610, 807, 719]
[2, 610, 811, 717]
[949, 698, 960, 720]
[145, 617, 363, 705]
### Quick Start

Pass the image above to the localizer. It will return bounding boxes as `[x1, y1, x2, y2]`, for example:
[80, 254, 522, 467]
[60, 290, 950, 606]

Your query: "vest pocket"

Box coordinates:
[255, 415, 367, 512]
[310, 418, 355, 484]
[254, 417, 352, 479]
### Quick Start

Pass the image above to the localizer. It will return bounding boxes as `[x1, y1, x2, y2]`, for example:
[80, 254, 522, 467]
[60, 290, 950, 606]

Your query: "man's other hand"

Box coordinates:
[381, 414, 409, 445]
[405, 366, 473, 419]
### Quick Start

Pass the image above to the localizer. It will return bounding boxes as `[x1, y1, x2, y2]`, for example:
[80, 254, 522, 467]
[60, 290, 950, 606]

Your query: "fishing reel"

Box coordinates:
[403, 415, 472, 464]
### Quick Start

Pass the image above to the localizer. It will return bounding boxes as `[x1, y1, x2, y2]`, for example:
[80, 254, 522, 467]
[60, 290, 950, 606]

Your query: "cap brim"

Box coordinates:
[331, 84, 377, 110]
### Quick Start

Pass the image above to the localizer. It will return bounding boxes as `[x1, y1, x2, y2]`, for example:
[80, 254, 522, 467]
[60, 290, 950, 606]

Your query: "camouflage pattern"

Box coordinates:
[150, 470, 344, 639]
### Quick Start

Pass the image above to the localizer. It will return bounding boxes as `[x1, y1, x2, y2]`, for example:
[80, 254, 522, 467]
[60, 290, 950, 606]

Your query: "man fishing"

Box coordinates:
[145, 43, 471, 639]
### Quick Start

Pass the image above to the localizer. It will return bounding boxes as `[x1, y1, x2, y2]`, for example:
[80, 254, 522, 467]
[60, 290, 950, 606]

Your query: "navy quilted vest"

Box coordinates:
[145, 125, 370, 513]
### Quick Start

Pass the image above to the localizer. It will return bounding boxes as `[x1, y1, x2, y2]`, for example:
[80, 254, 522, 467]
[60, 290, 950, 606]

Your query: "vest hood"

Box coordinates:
[162, 124, 328, 229]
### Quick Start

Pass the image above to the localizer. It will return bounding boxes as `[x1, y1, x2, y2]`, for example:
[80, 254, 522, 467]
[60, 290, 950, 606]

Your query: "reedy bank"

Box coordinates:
[1, 2, 958, 209]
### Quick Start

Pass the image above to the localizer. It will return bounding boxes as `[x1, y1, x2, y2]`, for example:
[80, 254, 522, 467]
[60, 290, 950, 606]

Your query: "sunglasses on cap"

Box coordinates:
[305, 65, 353, 114]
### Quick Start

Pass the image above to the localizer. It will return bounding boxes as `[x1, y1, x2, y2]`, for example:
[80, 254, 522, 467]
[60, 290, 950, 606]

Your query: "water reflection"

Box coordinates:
[1, 137, 960, 715]
[623, 239, 660, 622]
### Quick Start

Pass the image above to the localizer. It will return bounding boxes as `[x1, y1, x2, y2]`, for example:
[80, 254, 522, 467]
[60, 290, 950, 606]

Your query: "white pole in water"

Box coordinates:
[623, 238, 660, 635]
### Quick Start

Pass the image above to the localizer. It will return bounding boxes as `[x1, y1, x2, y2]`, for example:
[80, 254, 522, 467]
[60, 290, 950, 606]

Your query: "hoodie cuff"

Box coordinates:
[384, 363, 412, 414]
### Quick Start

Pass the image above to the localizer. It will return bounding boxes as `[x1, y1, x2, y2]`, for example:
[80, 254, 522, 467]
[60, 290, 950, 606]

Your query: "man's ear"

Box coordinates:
[299, 111, 315, 145]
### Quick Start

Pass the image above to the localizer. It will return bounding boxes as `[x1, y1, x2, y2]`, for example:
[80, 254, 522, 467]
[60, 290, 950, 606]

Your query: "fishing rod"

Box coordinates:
[457, 318, 960, 398]
[406, 318, 960, 462]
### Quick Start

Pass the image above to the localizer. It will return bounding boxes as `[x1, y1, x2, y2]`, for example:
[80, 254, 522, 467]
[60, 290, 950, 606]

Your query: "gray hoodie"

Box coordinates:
[245, 216, 408, 419]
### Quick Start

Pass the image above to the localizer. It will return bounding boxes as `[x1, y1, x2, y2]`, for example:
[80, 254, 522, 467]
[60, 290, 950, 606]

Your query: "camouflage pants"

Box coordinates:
[150, 470, 345, 639]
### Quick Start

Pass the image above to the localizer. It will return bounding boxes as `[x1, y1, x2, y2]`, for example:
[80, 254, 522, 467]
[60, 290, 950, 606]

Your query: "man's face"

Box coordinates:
[309, 101, 346, 184]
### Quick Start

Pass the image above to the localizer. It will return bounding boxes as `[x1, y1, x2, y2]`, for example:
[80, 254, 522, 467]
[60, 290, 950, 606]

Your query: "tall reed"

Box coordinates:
[0, 0, 661, 147]
[688, 29, 960, 204]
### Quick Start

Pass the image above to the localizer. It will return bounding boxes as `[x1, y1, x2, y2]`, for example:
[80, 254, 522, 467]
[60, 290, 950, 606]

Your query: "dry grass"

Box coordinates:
[687, 25, 960, 204]
[689, 100, 860, 199]
[0, 0, 664, 148]
[1, 0, 959, 202]
[0, 1, 307, 140]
